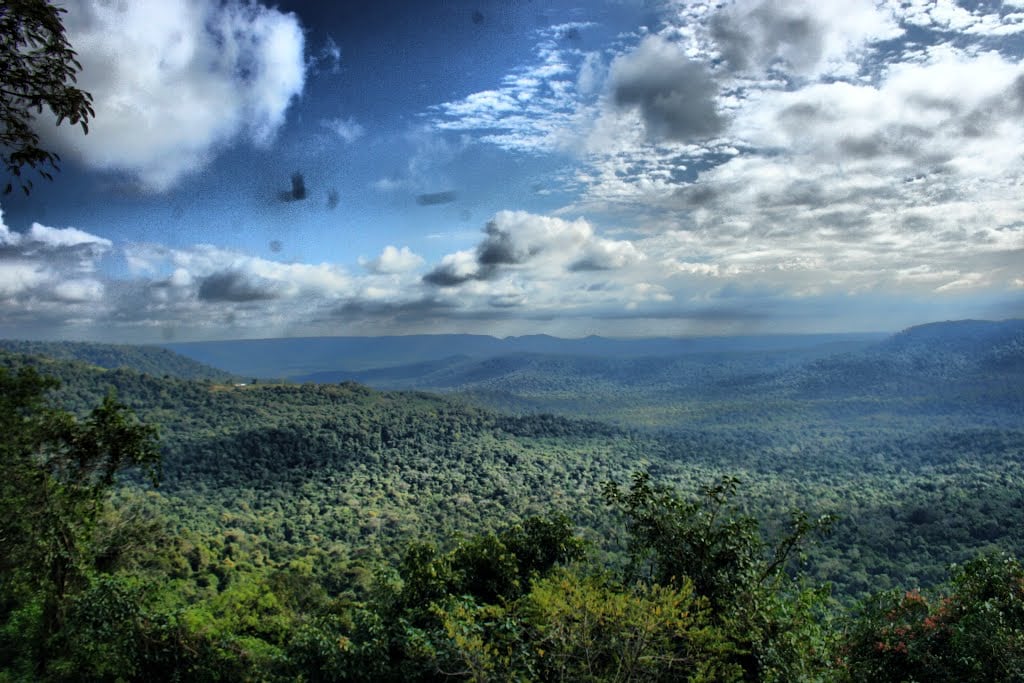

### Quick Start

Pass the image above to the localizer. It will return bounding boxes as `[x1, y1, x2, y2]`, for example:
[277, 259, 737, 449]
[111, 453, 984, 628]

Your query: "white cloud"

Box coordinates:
[0, 207, 113, 303]
[549, 1, 1024, 320]
[431, 24, 588, 154]
[322, 116, 365, 143]
[316, 35, 342, 73]
[23, 223, 112, 250]
[0, 263, 48, 299]
[362, 246, 425, 274]
[52, 279, 106, 303]
[576, 52, 606, 96]
[897, 0, 1024, 36]
[39, 0, 305, 191]
[710, 0, 902, 77]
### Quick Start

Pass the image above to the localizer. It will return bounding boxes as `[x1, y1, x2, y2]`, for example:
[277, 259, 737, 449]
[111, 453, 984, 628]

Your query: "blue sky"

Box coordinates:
[1, 0, 1023, 342]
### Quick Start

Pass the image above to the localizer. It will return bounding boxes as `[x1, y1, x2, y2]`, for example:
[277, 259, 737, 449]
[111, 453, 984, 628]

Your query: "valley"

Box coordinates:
[2, 319, 1023, 679]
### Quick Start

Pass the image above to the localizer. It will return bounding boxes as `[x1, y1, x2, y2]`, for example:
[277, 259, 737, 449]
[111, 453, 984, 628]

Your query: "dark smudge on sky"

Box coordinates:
[416, 190, 457, 206]
[278, 173, 307, 202]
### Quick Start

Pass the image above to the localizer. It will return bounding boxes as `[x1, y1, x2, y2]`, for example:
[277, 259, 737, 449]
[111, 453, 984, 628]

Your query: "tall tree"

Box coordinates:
[0, 0, 93, 194]
[0, 366, 159, 676]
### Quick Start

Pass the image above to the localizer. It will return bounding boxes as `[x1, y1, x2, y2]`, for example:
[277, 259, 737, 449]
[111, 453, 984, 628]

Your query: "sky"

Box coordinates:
[1, 0, 1023, 342]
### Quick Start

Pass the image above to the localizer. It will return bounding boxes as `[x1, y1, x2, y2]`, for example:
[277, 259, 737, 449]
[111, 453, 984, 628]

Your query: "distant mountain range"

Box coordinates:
[155, 319, 1024, 427]
[163, 331, 886, 378]
[3, 319, 1020, 428]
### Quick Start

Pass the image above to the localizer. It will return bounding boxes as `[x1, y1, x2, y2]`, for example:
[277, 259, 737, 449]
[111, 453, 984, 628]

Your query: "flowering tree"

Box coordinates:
[840, 554, 1024, 682]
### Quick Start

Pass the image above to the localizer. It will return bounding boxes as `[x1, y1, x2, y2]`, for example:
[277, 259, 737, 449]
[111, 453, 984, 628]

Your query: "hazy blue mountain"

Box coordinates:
[292, 348, 843, 392]
[164, 332, 884, 378]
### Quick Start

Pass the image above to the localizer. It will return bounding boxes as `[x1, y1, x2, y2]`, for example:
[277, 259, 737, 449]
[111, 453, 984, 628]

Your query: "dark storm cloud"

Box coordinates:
[837, 125, 935, 160]
[278, 172, 307, 202]
[0, 239, 107, 264]
[709, 11, 755, 71]
[197, 270, 280, 302]
[416, 190, 458, 206]
[610, 36, 724, 142]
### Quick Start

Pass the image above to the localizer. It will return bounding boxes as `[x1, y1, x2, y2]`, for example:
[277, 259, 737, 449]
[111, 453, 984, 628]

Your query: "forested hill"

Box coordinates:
[0, 348, 642, 562]
[885, 318, 1024, 353]
[758, 318, 1024, 403]
[881, 318, 1024, 368]
[0, 339, 234, 381]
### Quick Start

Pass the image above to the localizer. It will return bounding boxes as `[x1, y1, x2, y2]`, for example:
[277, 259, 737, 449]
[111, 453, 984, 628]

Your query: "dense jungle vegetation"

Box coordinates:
[2, 320, 1023, 680]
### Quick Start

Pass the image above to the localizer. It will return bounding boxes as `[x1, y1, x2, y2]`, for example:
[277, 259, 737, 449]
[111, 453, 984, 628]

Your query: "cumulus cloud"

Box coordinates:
[0, 207, 112, 305]
[424, 211, 642, 287]
[362, 246, 425, 274]
[77, 242, 442, 338]
[37, 0, 306, 191]
[423, 249, 480, 287]
[52, 279, 106, 303]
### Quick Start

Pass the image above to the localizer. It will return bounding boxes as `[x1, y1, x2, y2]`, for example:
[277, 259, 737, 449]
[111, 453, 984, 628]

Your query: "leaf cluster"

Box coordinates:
[1, 0, 94, 194]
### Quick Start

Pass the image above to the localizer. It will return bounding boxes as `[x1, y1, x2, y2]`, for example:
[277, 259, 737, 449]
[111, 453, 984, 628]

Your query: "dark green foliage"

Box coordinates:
[0, 365, 159, 679]
[394, 515, 585, 611]
[4, 342, 1024, 603]
[1, 335, 1023, 680]
[0, 340, 235, 381]
[604, 472, 837, 681]
[0, 0, 94, 194]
